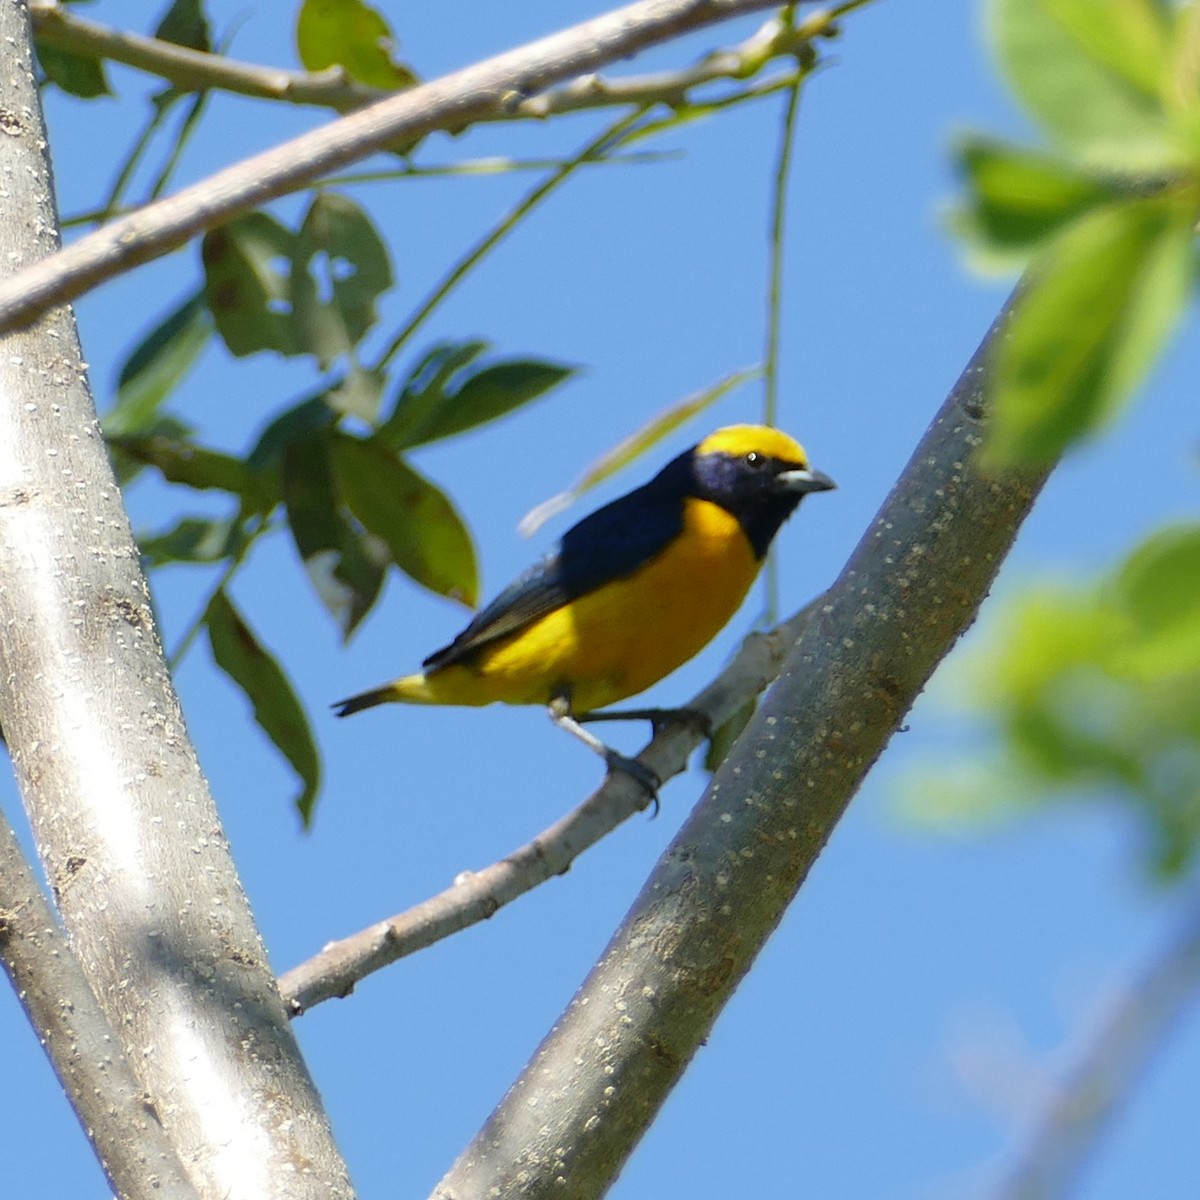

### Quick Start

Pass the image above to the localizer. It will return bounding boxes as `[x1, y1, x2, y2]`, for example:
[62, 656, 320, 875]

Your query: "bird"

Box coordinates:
[334, 424, 835, 791]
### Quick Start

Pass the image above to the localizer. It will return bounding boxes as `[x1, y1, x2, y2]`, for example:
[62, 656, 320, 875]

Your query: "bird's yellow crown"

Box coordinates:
[696, 424, 809, 466]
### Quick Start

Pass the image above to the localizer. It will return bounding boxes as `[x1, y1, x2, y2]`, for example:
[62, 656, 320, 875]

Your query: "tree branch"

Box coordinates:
[431, 291, 1055, 1199]
[0, 811, 201, 1200]
[279, 611, 814, 1013]
[30, 1, 849, 117]
[30, 1, 378, 110]
[0, 0, 791, 335]
[0, 3, 353, 1195]
[993, 899, 1200, 1200]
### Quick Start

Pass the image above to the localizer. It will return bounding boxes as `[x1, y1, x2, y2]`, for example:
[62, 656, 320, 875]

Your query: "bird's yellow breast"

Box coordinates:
[426, 497, 760, 712]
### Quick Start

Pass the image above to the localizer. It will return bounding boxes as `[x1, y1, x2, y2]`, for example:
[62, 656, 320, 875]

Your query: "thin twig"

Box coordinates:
[1, 0, 801, 333]
[993, 899, 1200, 1200]
[278, 603, 819, 1013]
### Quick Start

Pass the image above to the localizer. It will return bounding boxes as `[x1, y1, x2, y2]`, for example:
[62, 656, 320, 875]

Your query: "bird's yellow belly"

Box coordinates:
[440, 499, 760, 711]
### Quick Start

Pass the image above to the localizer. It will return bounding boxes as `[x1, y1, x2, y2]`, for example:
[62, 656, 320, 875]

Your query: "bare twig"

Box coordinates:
[994, 900, 1200, 1200]
[0, 0, 838, 334]
[279, 611, 812, 1013]
[31, 2, 379, 111]
[0, 813, 201, 1200]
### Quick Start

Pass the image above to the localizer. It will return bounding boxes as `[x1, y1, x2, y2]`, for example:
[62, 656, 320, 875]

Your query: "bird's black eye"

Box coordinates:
[744, 451, 762, 468]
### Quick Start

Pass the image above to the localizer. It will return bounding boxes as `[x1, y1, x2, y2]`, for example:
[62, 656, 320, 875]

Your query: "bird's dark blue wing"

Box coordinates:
[422, 469, 688, 672]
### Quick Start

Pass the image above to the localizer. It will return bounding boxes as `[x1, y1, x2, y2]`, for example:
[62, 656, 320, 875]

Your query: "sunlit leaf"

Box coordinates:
[1113, 522, 1200, 674]
[109, 431, 253, 495]
[106, 292, 211, 437]
[206, 589, 321, 825]
[990, 0, 1180, 168]
[1043, 0, 1174, 96]
[295, 0, 418, 90]
[954, 135, 1122, 254]
[983, 198, 1195, 467]
[332, 434, 478, 607]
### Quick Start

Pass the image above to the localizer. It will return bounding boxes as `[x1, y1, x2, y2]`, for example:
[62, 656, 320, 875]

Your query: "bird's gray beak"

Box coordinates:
[777, 466, 836, 495]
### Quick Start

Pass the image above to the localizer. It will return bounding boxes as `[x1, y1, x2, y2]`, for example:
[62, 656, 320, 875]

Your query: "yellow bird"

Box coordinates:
[335, 424, 834, 788]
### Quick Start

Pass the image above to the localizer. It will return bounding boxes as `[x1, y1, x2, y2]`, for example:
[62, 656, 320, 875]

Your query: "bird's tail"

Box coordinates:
[332, 673, 438, 717]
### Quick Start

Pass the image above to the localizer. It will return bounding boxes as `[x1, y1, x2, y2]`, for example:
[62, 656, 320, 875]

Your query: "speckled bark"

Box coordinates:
[434, 301, 1046, 1199]
[0, 3, 354, 1196]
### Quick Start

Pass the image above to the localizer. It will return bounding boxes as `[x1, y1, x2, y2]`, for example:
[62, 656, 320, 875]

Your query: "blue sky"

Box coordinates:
[3, 2, 1198, 1197]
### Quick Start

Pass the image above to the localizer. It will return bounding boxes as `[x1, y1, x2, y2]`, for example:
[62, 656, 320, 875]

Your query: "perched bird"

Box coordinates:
[335, 424, 834, 789]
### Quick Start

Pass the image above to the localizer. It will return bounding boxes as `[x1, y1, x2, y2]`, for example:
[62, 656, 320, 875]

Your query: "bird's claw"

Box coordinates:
[605, 750, 661, 816]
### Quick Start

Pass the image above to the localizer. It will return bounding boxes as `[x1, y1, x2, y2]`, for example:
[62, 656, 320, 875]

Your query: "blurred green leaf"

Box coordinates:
[35, 42, 111, 98]
[106, 292, 211, 437]
[291, 192, 392, 368]
[1044, 0, 1174, 96]
[1114, 522, 1200, 674]
[138, 516, 242, 567]
[990, 0, 1180, 168]
[955, 135, 1122, 254]
[154, 0, 211, 51]
[282, 431, 387, 638]
[295, 0, 418, 90]
[984, 198, 1196, 468]
[207, 589, 321, 825]
[519, 367, 756, 536]
[332, 433, 478, 607]
[202, 213, 298, 357]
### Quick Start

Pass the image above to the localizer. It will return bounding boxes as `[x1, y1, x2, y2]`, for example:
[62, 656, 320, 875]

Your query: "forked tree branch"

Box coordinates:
[279, 610, 816, 1012]
[0, 0, 794, 334]
[0, 812, 201, 1200]
[431, 291, 1054, 1199]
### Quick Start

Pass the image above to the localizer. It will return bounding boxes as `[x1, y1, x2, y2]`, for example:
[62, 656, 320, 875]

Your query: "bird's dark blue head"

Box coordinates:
[660, 424, 836, 559]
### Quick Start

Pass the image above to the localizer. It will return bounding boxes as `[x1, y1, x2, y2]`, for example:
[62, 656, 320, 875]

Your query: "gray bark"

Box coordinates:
[0, 3, 354, 1196]
[434, 300, 1048, 1198]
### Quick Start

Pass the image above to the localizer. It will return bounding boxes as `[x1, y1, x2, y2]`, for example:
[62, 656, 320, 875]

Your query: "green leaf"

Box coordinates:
[108, 431, 255, 496]
[983, 198, 1196, 467]
[1113, 523, 1200, 674]
[138, 516, 242, 567]
[35, 43, 111, 98]
[291, 192, 392, 368]
[380, 341, 576, 451]
[955, 135, 1122, 253]
[154, 0, 211, 51]
[1043, 0, 1173, 97]
[282, 431, 387, 638]
[201, 213, 298, 357]
[990, 0, 1180, 168]
[106, 292, 211, 437]
[206, 589, 321, 825]
[519, 368, 756, 536]
[295, 0, 418, 90]
[332, 434, 478, 607]
[409, 359, 577, 447]
[378, 340, 489, 448]
[246, 395, 336, 472]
